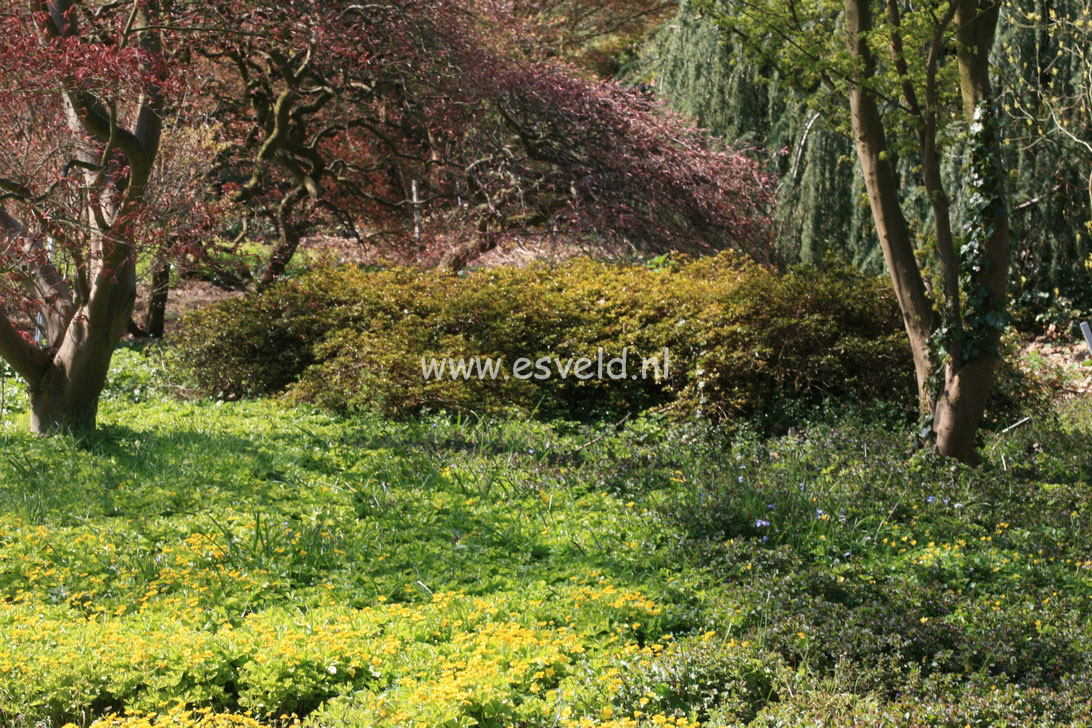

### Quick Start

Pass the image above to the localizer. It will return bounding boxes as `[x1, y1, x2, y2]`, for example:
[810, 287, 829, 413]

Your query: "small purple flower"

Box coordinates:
[816, 508, 825, 519]
[926, 496, 936, 505]
[738, 475, 745, 483]
[767, 503, 776, 510]
[755, 518, 771, 528]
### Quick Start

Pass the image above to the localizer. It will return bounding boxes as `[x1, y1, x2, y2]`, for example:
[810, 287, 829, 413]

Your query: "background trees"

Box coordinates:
[627, 0, 1092, 462]
[0, 0, 774, 432]
[2, 0, 1080, 460]
[195, 0, 776, 285]
[998, 0, 1092, 328]
[632, 0, 1091, 326]
[627, 0, 881, 267]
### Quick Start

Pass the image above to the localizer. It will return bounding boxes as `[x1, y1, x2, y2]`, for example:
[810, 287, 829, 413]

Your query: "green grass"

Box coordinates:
[0, 347, 1090, 727]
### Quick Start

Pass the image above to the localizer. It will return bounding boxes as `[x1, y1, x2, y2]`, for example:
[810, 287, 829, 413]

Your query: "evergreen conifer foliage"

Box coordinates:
[626, 1, 881, 269]
[996, 0, 1092, 324]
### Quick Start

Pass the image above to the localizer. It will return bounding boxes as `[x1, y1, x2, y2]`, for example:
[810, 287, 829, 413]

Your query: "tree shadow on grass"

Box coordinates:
[0, 419, 327, 524]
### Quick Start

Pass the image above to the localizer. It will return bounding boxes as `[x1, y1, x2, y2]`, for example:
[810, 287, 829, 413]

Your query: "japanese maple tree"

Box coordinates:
[195, 0, 776, 283]
[0, 0, 178, 432]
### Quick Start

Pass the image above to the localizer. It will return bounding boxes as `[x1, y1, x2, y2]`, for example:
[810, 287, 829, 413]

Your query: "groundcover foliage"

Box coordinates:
[0, 348, 1090, 726]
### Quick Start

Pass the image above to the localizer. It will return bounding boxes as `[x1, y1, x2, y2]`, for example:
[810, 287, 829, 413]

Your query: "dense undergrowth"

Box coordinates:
[0, 347, 1089, 726]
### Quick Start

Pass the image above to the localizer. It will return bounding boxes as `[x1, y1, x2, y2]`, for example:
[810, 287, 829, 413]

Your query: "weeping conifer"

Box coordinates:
[624, 0, 882, 270]
[627, 0, 1091, 325]
[995, 0, 1092, 325]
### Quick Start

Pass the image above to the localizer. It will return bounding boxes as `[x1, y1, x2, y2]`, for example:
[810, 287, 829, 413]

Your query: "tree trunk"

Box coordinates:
[844, 0, 936, 412]
[0, 0, 164, 436]
[144, 259, 171, 338]
[257, 187, 307, 289]
[258, 228, 302, 288]
[29, 264, 136, 434]
[933, 357, 999, 464]
[29, 365, 102, 434]
[933, 0, 1009, 463]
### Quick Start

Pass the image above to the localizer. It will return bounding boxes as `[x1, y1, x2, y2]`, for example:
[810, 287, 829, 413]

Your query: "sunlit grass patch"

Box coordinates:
[0, 347, 1091, 726]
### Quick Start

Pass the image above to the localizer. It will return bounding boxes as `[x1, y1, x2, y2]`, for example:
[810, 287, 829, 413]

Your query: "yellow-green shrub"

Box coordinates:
[172, 255, 915, 420]
[170, 269, 374, 399]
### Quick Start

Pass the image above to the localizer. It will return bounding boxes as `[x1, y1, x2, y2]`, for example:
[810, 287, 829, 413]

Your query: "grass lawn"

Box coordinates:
[0, 347, 1090, 727]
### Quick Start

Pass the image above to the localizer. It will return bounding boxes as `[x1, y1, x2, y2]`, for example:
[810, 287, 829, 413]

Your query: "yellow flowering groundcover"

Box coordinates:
[1, 349, 1091, 726]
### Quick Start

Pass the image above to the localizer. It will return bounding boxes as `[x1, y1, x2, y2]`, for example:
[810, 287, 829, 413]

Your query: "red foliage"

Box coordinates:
[0, 0, 776, 338]
[0, 3, 168, 337]
[0, 0, 779, 432]
[189, 0, 775, 275]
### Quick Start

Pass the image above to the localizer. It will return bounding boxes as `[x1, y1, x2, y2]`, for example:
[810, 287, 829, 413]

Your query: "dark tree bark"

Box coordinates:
[933, 0, 1010, 464]
[256, 187, 307, 289]
[144, 259, 171, 338]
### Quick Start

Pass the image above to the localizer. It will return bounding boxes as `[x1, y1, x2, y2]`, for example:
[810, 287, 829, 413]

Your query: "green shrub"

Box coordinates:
[170, 269, 372, 399]
[172, 255, 915, 420]
[750, 677, 1092, 727]
[669, 258, 913, 420]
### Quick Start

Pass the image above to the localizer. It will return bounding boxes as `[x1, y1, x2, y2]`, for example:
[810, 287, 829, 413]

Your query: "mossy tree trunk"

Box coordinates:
[843, 0, 1008, 463]
[932, 0, 1010, 464]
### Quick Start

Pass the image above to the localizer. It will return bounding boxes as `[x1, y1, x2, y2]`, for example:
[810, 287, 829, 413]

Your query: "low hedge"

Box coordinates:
[171, 254, 915, 420]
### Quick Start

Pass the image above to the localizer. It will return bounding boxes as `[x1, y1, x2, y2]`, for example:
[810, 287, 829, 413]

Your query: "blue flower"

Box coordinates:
[755, 518, 771, 528]
[767, 503, 776, 510]
[738, 475, 745, 483]
[926, 496, 936, 505]
[816, 508, 825, 519]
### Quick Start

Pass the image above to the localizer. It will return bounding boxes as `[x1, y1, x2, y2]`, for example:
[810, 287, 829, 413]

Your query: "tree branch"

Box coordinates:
[0, 307, 49, 385]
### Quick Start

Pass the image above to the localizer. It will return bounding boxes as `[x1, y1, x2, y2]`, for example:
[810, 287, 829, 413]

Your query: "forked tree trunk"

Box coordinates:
[257, 187, 306, 289]
[845, 0, 1007, 464]
[932, 0, 1009, 464]
[0, 0, 162, 436]
[259, 227, 302, 288]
